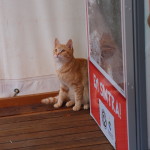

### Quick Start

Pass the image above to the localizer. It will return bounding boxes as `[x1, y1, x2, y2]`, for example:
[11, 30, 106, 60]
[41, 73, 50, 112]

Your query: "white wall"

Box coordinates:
[0, 0, 88, 97]
[144, 0, 150, 148]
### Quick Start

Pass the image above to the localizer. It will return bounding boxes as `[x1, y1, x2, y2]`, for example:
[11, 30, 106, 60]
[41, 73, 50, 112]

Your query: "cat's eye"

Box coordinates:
[61, 49, 65, 52]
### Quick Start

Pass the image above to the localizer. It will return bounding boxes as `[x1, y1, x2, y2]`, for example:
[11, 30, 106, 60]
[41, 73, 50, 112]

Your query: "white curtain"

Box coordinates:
[0, 0, 88, 98]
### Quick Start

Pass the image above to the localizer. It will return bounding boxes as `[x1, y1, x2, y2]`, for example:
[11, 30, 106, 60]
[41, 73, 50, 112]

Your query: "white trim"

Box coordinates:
[121, 0, 127, 96]
[85, 0, 92, 116]
[0, 75, 60, 98]
[90, 57, 125, 97]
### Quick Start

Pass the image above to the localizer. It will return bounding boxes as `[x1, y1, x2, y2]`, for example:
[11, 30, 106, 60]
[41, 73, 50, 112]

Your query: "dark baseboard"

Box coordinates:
[0, 91, 59, 117]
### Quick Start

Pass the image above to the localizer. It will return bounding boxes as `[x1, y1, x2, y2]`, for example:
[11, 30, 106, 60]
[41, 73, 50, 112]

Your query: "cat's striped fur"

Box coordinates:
[41, 39, 89, 111]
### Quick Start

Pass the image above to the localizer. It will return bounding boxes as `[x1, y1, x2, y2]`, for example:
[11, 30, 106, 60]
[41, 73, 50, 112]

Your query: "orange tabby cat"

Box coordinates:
[41, 38, 89, 111]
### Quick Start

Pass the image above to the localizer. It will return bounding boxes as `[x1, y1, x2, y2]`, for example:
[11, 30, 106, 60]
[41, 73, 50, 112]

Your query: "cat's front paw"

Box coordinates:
[73, 105, 81, 111]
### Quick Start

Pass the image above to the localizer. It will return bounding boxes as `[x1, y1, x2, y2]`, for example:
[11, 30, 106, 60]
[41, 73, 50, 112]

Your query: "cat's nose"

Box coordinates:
[54, 54, 59, 58]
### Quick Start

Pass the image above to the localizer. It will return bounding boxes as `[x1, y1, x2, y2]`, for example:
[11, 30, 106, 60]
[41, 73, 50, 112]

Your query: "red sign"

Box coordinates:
[89, 61, 128, 150]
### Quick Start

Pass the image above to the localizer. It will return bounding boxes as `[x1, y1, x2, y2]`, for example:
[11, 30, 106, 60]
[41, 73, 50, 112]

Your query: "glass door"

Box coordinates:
[87, 0, 149, 149]
[87, 0, 128, 149]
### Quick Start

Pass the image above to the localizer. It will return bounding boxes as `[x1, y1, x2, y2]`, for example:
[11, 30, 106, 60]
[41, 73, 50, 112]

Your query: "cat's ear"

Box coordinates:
[55, 38, 60, 47]
[66, 39, 73, 49]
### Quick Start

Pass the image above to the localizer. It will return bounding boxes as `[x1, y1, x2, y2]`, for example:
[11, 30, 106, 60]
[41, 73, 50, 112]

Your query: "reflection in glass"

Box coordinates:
[88, 0, 124, 90]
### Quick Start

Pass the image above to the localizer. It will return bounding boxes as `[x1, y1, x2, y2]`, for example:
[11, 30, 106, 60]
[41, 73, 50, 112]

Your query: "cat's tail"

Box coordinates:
[41, 96, 58, 104]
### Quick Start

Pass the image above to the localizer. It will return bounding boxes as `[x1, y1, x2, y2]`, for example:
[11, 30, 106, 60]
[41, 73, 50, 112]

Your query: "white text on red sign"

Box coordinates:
[93, 73, 122, 119]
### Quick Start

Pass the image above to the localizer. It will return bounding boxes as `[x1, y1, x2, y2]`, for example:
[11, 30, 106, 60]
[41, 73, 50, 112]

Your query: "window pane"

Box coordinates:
[88, 0, 124, 93]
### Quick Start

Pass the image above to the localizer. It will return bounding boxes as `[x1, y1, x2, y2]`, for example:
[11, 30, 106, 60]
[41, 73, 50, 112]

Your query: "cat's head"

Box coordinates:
[53, 38, 74, 62]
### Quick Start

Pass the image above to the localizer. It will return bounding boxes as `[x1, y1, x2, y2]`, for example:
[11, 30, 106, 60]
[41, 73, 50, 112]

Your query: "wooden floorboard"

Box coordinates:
[0, 108, 114, 150]
[0, 93, 114, 150]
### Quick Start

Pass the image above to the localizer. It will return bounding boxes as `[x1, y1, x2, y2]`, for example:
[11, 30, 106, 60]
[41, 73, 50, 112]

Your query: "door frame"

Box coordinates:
[125, 0, 148, 149]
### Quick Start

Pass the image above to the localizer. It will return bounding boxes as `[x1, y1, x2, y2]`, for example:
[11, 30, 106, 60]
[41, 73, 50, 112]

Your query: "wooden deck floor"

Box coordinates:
[0, 108, 114, 150]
